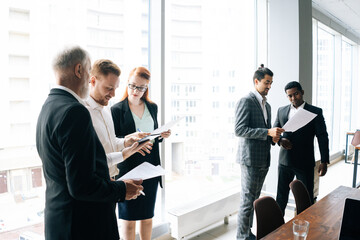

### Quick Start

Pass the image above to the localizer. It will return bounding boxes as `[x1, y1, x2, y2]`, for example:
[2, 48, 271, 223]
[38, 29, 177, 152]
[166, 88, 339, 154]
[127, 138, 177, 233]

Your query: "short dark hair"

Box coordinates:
[253, 64, 273, 83]
[284, 81, 303, 92]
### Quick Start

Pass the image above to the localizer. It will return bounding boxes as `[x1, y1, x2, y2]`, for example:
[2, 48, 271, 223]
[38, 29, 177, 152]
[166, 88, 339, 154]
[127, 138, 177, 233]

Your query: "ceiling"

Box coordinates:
[312, 0, 360, 39]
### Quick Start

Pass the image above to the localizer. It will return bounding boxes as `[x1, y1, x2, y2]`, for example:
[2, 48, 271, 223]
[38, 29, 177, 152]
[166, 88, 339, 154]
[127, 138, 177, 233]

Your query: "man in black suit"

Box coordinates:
[36, 46, 143, 240]
[274, 81, 329, 215]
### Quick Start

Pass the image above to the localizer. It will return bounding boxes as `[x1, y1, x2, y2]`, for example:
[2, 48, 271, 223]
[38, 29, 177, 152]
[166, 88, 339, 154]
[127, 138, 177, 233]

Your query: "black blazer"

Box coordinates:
[111, 98, 162, 185]
[36, 88, 126, 240]
[273, 103, 329, 169]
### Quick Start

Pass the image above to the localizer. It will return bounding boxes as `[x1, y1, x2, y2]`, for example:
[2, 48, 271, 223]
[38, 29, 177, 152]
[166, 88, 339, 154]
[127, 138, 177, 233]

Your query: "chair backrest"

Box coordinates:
[351, 130, 360, 147]
[254, 196, 285, 240]
[289, 179, 312, 215]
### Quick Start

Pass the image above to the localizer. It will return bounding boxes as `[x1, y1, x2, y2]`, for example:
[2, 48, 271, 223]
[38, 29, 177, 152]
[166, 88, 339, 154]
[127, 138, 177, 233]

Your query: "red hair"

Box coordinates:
[121, 66, 152, 103]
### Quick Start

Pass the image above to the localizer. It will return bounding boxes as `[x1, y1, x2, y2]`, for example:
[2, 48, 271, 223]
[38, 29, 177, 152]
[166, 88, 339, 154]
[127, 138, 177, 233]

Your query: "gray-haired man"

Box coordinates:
[36, 46, 143, 240]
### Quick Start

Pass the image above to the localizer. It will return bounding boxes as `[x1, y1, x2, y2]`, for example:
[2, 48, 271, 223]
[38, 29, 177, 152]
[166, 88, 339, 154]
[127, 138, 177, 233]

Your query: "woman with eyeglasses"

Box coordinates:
[111, 66, 171, 240]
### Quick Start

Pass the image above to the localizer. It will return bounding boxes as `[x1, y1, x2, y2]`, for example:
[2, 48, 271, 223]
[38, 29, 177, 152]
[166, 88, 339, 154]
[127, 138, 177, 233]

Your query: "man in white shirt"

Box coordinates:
[85, 59, 152, 179]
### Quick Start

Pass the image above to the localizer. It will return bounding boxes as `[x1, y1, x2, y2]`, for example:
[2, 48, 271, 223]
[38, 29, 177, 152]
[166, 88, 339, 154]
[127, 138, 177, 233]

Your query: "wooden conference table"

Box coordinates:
[261, 186, 360, 240]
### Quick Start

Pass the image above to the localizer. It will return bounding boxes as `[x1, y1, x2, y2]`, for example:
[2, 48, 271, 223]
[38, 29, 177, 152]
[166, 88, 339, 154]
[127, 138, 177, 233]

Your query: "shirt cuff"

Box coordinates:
[116, 137, 125, 151]
[106, 152, 124, 167]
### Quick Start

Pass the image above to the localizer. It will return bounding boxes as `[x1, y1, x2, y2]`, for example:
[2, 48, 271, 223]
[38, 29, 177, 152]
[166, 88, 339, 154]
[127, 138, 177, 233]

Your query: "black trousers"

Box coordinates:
[276, 164, 314, 215]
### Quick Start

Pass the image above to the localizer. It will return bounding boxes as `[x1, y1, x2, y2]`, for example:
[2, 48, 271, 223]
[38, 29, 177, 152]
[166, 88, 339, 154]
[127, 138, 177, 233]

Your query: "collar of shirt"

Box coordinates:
[85, 96, 104, 111]
[290, 101, 306, 110]
[252, 89, 267, 106]
[54, 85, 85, 105]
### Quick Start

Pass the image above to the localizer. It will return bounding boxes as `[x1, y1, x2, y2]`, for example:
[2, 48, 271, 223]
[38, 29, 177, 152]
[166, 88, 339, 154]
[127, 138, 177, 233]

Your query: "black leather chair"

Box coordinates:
[254, 196, 284, 239]
[289, 179, 312, 215]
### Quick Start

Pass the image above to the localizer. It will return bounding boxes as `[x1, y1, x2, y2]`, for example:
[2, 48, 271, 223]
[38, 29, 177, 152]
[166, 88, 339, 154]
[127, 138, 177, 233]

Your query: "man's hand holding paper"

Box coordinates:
[123, 179, 144, 200]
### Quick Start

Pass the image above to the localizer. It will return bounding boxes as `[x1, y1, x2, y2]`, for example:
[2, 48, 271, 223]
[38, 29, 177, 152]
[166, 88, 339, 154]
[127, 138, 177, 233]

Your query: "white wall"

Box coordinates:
[266, 0, 312, 194]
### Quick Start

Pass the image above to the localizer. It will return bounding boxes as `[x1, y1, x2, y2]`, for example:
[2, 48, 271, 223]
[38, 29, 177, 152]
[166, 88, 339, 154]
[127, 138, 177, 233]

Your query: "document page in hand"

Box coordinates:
[118, 162, 165, 180]
[282, 108, 317, 132]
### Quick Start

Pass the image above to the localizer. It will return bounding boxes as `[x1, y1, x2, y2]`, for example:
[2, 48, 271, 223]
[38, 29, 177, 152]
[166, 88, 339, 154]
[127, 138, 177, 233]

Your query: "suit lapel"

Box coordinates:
[249, 92, 268, 126]
[265, 103, 271, 128]
[145, 102, 158, 129]
[283, 105, 290, 124]
[122, 99, 136, 133]
[304, 102, 310, 111]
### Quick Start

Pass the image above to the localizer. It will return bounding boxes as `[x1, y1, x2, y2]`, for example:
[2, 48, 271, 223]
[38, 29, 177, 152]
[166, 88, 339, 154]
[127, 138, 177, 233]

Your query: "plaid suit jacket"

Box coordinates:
[235, 92, 273, 167]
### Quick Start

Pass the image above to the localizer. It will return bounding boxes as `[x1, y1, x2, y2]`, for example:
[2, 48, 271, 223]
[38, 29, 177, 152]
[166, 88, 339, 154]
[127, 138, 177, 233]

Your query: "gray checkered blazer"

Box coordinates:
[235, 92, 273, 167]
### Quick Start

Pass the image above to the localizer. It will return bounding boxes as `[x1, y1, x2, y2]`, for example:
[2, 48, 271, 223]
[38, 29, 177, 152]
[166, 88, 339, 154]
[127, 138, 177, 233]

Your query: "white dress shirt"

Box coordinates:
[85, 96, 125, 177]
[252, 90, 268, 122]
[288, 101, 306, 120]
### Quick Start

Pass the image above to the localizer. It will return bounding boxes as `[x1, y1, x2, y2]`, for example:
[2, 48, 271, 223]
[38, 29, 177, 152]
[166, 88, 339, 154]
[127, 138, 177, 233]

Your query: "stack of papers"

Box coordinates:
[118, 162, 165, 180]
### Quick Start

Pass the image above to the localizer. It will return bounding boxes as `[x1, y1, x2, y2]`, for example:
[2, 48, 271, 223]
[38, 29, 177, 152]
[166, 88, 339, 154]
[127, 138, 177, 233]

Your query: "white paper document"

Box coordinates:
[282, 108, 317, 132]
[118, 162, 165, 180]
[137, 116, 185, 143]
[151, 116, 185, 135]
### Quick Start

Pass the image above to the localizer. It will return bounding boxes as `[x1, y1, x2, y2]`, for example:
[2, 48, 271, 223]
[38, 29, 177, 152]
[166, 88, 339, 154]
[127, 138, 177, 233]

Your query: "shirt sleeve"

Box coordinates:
[114, 137, 125, 151]
[106, 152, 124, 167]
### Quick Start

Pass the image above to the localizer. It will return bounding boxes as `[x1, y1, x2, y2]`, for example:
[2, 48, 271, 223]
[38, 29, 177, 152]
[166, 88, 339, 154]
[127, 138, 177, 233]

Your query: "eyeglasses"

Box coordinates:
[128, 84, 147, 92]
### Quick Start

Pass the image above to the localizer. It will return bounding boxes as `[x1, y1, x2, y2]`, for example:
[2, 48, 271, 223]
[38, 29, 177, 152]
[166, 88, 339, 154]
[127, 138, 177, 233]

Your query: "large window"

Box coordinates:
[316, 27, 335, 148]
[162, 0, 256, 211]
[0, 0, 269, 238]
[339, 41, 353, 147]
[0, 0, 149, 237]
[313, 21, 357, 152]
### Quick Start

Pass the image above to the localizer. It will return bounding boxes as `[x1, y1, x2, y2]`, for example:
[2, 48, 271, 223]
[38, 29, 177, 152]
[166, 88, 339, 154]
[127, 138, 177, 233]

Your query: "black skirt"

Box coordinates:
[118, 176, 159, 220]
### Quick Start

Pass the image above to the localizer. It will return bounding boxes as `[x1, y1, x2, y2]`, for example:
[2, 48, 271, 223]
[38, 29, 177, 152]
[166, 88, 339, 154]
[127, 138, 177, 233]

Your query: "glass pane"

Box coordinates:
[316, 28, 335, 150]
[340, 41, 352, 149]
[164, 0, 255, 210]
[0, 0, 149, 237]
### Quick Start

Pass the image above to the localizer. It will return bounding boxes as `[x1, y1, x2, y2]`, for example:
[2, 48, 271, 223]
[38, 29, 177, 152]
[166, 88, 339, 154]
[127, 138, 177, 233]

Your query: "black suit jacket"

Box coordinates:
[273, 103, 329, 169]
[36, 88, 126, 240]
[111, 98, 162, 185]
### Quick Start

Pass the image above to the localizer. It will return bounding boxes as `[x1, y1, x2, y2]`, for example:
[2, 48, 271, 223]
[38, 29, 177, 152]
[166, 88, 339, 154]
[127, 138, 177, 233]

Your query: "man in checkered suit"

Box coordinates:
[235, 65, 284, 240]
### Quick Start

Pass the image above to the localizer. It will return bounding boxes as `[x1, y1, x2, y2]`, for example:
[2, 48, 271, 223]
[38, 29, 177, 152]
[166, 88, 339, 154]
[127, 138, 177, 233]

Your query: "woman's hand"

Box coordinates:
[160, 129, 171, 139]
[124, 132, 150, 147]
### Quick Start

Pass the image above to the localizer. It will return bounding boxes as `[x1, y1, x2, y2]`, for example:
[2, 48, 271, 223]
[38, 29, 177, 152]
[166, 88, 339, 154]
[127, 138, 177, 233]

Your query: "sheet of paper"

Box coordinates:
[118, 162, 165, 180]
[151, 116, 185, 135]
[282, 108, 317, 132]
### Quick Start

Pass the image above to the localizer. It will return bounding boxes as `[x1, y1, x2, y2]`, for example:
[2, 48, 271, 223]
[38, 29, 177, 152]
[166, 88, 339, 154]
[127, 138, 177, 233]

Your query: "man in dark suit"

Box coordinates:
[274, 81, 329, 215]
[36, 46, 144, 240]
[235, 65, 284, 240]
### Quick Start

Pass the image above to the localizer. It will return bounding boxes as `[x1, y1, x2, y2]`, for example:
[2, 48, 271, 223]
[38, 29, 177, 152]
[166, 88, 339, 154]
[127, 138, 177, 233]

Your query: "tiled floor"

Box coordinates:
[157, 159, 354, 240]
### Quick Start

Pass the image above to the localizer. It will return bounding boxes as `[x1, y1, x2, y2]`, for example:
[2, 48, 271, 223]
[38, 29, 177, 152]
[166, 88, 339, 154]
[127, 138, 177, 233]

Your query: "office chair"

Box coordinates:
[289, 179, 312, 215]
[254, 196, 285, 239]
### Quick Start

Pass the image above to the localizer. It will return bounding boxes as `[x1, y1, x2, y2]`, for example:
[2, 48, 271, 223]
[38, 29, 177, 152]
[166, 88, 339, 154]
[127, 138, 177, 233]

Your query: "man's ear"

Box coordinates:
[74, 63, 82, 79]
[301, 90, 304, 95]
[90, 76, 96, 86]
